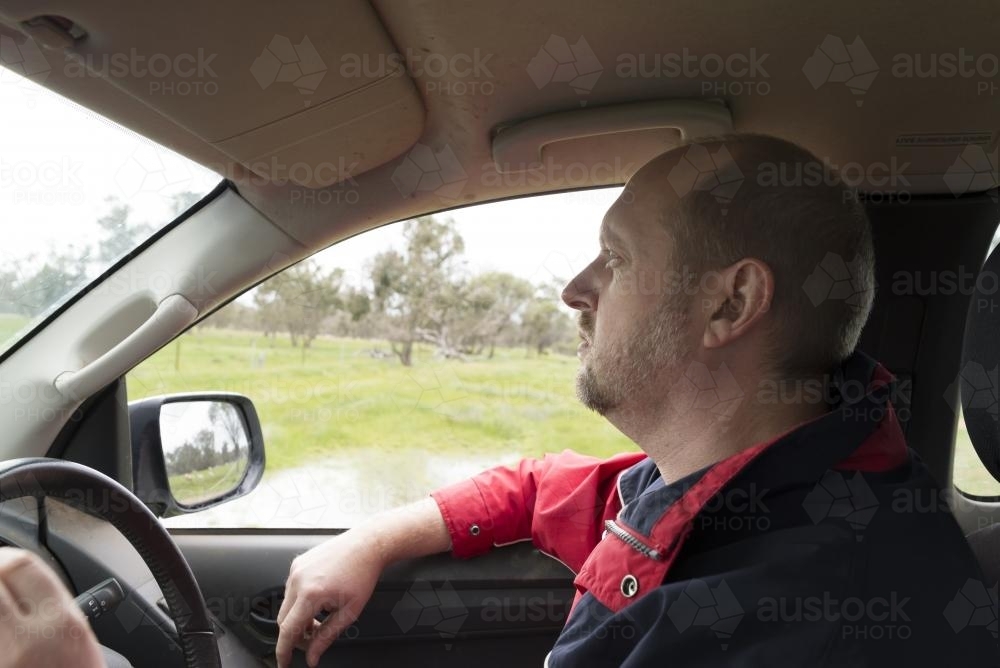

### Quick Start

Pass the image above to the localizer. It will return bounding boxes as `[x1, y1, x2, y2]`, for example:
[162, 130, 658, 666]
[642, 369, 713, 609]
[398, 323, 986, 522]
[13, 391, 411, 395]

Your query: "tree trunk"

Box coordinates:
[392, 340, 413, 366]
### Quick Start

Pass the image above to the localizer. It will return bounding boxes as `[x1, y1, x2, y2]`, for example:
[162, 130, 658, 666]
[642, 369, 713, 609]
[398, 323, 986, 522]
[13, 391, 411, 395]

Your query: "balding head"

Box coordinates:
[631, 134, 875, 377]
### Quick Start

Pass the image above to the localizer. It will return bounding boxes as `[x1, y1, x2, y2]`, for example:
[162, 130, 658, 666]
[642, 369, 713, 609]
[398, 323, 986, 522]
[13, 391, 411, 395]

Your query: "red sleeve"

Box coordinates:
[431, 449, 646, 572]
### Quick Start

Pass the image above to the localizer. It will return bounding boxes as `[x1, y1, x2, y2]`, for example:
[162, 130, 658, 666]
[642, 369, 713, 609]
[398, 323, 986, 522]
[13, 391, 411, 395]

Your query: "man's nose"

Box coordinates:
[562, 269, 598, 311]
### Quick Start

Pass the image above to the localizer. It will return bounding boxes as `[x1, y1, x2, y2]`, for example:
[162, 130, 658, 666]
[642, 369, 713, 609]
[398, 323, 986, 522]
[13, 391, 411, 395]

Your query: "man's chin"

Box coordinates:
[575, 367, 616, 416]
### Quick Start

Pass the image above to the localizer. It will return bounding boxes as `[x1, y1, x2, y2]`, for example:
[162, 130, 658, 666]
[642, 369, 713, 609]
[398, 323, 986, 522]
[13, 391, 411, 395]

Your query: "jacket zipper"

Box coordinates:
[604, 519, 663, 561]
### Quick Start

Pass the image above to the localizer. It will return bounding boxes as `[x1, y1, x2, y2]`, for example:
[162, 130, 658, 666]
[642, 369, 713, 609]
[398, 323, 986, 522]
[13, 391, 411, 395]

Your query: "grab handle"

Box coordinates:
[54, 294, 198, 400]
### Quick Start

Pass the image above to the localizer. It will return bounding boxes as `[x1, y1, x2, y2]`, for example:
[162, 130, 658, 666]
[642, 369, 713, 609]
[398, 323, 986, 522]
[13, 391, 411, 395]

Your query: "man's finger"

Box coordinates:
[0, 573, 17, 624]
[276, 583, 295, 626]
[0, 549, 68, 616]
[305, 600, 362, 668]
[295, 619, 320, 651]
[275, 597, 318, 668]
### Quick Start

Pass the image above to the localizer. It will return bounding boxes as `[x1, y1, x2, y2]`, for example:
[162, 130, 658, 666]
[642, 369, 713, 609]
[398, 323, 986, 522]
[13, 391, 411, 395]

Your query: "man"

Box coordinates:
[0, 548, 104, 668]
[276, 135, 996, 666]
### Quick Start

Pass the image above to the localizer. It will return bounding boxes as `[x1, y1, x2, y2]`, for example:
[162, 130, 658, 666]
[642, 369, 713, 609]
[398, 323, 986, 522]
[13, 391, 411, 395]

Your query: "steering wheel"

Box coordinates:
[0, 458, 221, 668]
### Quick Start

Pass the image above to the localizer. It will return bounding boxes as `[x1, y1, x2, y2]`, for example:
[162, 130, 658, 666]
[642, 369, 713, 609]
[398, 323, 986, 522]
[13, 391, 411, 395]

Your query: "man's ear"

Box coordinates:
[702, 258, 774, 349]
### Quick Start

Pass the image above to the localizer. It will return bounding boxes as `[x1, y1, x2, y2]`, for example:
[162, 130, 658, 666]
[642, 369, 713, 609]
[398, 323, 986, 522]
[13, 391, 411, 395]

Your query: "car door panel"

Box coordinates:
[172, 531, 575, 666]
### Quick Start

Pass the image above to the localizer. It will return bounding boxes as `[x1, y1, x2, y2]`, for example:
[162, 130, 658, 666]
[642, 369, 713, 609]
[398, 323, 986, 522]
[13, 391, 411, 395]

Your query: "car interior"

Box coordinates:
[0, 1, 998, 666]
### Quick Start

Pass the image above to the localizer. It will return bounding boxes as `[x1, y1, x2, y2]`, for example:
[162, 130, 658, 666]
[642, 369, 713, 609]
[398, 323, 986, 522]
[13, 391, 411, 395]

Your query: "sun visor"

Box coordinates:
[0, 0, 425, 187]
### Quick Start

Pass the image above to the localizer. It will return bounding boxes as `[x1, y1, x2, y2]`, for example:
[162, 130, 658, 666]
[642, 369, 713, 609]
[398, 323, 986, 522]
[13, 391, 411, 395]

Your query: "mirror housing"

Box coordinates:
[129, 392, 265, 517]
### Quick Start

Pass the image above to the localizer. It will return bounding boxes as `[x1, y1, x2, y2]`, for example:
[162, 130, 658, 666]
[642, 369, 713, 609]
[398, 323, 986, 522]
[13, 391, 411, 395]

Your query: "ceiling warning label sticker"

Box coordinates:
[896, 132, 995, 147]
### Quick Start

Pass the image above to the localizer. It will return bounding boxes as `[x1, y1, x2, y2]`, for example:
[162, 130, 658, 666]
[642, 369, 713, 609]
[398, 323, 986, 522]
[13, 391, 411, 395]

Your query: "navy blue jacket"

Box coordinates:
[547, 354, 997, 665]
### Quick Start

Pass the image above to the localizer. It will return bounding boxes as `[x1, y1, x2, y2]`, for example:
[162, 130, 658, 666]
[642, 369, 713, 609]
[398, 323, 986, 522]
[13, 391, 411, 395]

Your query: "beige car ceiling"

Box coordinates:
[0, 0, 997, 252]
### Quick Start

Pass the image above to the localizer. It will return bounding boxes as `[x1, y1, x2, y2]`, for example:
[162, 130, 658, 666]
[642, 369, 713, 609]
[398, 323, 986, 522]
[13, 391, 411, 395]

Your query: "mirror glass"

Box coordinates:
[160, 400, 251, 507]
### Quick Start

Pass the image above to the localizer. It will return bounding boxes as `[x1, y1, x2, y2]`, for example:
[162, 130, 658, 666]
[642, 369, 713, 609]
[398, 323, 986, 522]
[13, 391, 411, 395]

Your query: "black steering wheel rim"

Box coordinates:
[0, 458, 220, 668]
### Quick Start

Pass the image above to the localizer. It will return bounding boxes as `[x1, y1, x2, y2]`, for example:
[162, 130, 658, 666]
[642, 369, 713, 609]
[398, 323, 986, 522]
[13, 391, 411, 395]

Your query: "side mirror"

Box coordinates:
[128, 393, 265, 517]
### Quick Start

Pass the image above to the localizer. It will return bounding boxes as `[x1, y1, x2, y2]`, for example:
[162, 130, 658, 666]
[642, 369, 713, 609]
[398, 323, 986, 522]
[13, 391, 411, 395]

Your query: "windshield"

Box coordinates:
[0, 69, 220, 356]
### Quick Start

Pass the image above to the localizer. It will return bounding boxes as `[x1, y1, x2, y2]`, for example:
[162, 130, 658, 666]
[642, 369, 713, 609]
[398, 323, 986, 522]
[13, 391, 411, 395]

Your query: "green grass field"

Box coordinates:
[168, 460, 247, 506]
[126, 329, 637, 473]
[0, 313, 29, 350]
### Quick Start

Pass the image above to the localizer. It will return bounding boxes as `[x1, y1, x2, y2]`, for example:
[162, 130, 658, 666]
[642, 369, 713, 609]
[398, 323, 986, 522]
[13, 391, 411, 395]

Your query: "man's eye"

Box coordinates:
[604, 250, 623, 269]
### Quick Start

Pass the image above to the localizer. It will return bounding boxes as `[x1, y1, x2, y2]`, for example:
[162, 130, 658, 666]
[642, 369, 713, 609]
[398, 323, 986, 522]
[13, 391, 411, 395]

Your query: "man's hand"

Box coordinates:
[275, 497, 452, 668]
[0, 548, 105, 668]
[276, 529, 384, 668]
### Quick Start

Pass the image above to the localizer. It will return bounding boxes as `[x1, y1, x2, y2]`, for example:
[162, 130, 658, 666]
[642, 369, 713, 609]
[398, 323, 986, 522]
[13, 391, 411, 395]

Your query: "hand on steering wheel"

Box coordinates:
[0, 458, 221, 668]
[0, 548, 105, 668]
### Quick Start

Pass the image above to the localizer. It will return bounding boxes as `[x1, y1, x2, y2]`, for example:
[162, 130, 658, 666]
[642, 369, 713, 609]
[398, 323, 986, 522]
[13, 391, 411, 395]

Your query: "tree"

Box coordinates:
[198, 300, 256, 331]
[209, 402, 246, 460]
[253, 260, 344, 349]
[521, 283, 575, 356]
[454, 272, 533, 357]
[170, 191, 203, 216]
[0, 269, 20, 314]
[166, 428, 217, 475]
[95, 197, 152, 264]
[12, 246, 91, 316]
[96, 192, 199, 265]
[370, 216, 465, 366]
[343, 286, 371, 323]
[0, 193, 205, 322]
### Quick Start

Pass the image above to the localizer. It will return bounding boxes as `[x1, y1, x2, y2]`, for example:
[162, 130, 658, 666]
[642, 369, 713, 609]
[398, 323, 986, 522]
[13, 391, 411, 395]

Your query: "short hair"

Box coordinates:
[661, 134, 875, 378]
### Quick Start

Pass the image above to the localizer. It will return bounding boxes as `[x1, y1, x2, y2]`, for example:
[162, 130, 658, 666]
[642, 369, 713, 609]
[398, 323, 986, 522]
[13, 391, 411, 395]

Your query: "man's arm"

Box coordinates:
[276, 449, 645, 668]
[433, 449, 646, 567]
[276, 497, 450, 668]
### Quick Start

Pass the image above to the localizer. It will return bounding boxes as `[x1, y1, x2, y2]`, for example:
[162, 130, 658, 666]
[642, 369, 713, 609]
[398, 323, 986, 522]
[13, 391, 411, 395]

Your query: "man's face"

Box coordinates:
[562, 167, 694, 416]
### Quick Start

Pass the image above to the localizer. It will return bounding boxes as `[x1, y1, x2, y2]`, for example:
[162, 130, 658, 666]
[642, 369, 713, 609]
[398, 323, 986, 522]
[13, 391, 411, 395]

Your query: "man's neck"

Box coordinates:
[613, 375, 831, 485]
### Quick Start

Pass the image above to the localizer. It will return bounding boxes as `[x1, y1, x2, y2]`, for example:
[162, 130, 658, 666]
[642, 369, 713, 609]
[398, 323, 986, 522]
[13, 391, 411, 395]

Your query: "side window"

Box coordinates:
[954, 408, 1000, 498]
[952, 230, 1000, 499]
[127, 189, 638, 528]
